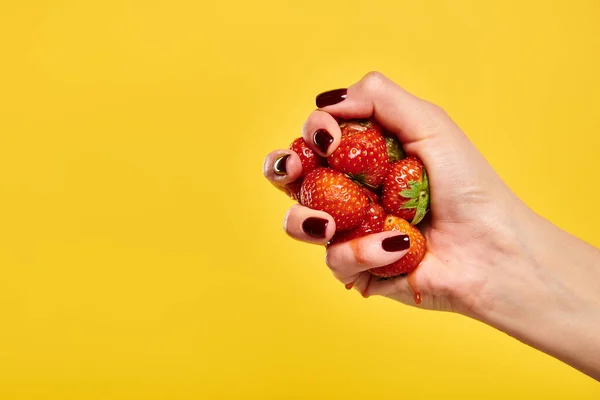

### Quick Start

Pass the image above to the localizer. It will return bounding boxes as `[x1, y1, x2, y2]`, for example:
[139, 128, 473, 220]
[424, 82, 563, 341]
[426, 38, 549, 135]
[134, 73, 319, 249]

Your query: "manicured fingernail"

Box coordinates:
[313, 129, 334, 154]
[316, 88, 348, 108]
[302, 217, 328, 238]
[381, 234, 410, 252]
[273, 154, 290, 175]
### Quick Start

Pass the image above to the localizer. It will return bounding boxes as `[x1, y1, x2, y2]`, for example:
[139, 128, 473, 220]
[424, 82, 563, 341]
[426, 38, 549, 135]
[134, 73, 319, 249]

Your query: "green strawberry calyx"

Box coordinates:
[346, 173, 378, 190]
[385, 137, 405, 163]
[399, 168, 429, 225]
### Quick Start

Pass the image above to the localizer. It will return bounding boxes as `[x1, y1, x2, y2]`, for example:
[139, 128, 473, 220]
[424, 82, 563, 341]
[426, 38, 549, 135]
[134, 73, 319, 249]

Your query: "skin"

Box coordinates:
[262, 71, 600, 381]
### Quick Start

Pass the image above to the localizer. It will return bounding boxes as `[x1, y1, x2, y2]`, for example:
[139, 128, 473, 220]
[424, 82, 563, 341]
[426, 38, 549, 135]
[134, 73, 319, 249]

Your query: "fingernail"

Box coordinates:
[381, 234, 410, 252]
[302, 217, 329, 238]
[316, 88, 348, 108]
[313, 129, 334, 154]
[273, 154, 290, 176]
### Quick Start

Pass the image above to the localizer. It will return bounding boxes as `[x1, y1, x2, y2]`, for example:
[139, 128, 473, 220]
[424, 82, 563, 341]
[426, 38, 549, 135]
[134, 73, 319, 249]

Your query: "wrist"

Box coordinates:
[466, 205, 600, 379]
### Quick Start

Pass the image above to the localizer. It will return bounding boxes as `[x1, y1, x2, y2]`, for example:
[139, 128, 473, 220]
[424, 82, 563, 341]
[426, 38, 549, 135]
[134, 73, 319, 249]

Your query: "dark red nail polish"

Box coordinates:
[313, 129, 333, 154]
[316, 88, 348, 108]
[273, 154, 290, 175]
[302, 217, 328, 238]
[382, 235, 410, 252]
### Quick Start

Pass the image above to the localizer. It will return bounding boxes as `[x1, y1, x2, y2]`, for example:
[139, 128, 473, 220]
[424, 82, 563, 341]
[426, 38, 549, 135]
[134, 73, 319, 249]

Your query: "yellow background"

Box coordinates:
[1, 0, 599, 398]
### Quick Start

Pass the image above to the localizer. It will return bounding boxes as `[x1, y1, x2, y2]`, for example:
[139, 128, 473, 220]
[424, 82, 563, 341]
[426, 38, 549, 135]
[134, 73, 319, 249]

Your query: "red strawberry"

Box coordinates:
[371, 120, 405, 163]
[300, 168, 369, 231]
[362, 187, 381, 204]
[327, 204, 386, 246]
[289, 137, 326, 178]
[381, 156, 430, 225]
[368, 215, 426, 277]
[328, 119, 389, 189]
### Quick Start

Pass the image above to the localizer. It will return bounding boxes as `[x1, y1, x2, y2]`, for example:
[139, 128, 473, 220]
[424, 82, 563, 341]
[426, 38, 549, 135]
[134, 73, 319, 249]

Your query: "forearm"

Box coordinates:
[474, 210, 600, 380]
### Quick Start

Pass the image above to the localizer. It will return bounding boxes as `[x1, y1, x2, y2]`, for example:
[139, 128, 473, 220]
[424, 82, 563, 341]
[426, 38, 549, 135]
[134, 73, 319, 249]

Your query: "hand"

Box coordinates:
[263, 72, 600, 380]
[263, 71, 532, 316]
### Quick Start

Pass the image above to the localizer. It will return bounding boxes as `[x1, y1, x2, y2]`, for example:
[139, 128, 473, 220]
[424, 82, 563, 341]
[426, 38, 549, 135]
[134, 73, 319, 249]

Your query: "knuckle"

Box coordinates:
[325, 248, 342, 273]
[346, 237, 369, 267]
[427, 101, 448, 117]
[361, 71, 387, 92]
[350, 238, 368, 266]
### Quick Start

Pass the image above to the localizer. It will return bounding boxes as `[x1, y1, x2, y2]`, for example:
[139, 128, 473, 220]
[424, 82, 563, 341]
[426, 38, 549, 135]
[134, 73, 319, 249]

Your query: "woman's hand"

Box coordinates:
[263, 71, 531, 316]
[263, 72, 600, 380]
[264, 73, 600, 379]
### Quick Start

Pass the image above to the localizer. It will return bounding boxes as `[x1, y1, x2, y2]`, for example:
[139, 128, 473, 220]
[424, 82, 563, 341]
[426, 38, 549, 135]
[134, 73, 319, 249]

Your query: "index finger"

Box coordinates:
[315, 71, 455, 147]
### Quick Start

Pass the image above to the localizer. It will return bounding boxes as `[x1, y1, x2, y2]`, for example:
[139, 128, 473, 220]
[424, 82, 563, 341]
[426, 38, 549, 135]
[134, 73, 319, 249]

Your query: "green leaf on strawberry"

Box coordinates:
[399, 168, 429, 225]
[384, 136, 405, 163]
[382, 156, 430, 225]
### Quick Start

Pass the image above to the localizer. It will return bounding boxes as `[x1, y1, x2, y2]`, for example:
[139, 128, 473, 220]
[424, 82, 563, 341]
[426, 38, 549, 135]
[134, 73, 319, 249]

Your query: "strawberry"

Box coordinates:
[328, 119, 389, 189]
[368, 215, 426, 277]
[373, 120, 405, 162]
[289, 137, 326, 178]
[362, 187, 381, 204]
[327, 204, 386, 246]
[300, 168, 369, 231]
[381, 156, 430, 225]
